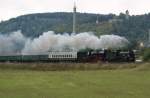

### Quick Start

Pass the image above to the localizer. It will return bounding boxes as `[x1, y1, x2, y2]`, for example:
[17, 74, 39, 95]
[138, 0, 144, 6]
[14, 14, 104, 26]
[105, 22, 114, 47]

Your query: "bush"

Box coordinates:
[143, 48, 150, 61]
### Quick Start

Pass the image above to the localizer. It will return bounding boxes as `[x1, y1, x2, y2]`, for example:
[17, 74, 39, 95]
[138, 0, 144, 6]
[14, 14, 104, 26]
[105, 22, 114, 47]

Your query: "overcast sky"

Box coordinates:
[0, 0, 150, 21]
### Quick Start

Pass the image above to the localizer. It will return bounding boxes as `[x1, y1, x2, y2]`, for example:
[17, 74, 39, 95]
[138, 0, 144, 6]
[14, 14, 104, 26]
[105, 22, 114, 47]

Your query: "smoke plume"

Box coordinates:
[0, 31, 129, 55]
[0, 31, 26, 55]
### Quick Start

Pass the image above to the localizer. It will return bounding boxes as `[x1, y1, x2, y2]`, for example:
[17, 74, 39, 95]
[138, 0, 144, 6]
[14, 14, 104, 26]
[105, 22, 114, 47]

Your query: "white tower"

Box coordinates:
[73, 2, 76, 33]
[96, 15, 99, 24]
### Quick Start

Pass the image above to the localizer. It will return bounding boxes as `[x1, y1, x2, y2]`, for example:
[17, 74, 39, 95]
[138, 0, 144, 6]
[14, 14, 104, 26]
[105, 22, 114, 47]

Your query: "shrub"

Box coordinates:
[143, 48, 150, 61]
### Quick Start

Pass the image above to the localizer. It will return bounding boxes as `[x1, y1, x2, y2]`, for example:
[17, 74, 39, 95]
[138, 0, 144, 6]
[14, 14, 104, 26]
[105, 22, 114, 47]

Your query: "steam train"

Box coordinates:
[0, 49, 135, 62]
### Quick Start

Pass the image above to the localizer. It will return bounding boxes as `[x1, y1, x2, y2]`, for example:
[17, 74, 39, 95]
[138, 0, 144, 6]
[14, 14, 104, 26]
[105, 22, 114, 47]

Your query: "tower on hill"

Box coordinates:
[96, 15, 99, 24]
[125, 10, 130, 20]
[73, 2, 76, 33]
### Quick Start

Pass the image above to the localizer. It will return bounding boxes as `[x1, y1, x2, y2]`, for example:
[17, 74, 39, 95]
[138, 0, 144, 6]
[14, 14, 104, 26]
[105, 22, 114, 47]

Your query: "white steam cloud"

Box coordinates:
[0, 31, 129, 55]
[0, 31, 26, 55]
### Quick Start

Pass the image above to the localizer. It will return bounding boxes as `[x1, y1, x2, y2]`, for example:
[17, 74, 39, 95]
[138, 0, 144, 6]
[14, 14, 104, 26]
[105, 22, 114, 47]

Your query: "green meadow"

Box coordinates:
[0, 63, 149, 98]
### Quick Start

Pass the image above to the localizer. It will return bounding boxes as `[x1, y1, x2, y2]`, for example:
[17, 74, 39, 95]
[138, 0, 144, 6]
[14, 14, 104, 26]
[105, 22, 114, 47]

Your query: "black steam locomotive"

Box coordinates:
[78, 49, 135, 62]
[0, 49, 135, 62]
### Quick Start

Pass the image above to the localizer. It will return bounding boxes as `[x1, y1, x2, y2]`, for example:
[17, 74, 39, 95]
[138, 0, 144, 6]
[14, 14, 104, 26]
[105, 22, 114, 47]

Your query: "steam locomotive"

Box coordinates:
[0, 49, 135, 62]
[77, 49, 135, 62]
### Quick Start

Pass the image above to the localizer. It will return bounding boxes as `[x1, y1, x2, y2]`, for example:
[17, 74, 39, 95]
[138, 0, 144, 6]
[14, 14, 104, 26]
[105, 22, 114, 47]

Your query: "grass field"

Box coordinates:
[0, 63, 149, 98]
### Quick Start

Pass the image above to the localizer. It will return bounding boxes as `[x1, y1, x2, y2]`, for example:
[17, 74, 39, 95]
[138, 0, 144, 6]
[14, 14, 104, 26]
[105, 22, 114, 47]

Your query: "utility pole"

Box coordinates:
[148, 29, 150, 47]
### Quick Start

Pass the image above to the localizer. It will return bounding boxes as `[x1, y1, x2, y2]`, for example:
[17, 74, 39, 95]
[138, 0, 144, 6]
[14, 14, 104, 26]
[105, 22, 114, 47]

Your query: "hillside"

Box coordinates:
[0, 12, 150, 48]
[0, 12, 114, 37]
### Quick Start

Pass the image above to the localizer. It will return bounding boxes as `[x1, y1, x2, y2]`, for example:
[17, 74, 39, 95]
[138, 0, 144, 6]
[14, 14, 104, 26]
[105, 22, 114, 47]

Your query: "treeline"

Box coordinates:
[0, 12, 150, 48]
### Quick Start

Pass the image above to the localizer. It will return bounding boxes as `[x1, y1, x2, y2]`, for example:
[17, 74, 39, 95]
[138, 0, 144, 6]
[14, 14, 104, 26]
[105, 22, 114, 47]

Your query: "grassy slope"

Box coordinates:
[0, 63, 150, 98]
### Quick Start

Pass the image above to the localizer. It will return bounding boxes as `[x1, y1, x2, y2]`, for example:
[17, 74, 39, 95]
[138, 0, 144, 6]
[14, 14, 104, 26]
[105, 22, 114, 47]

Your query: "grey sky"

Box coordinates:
[0, 0, 150, 21]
